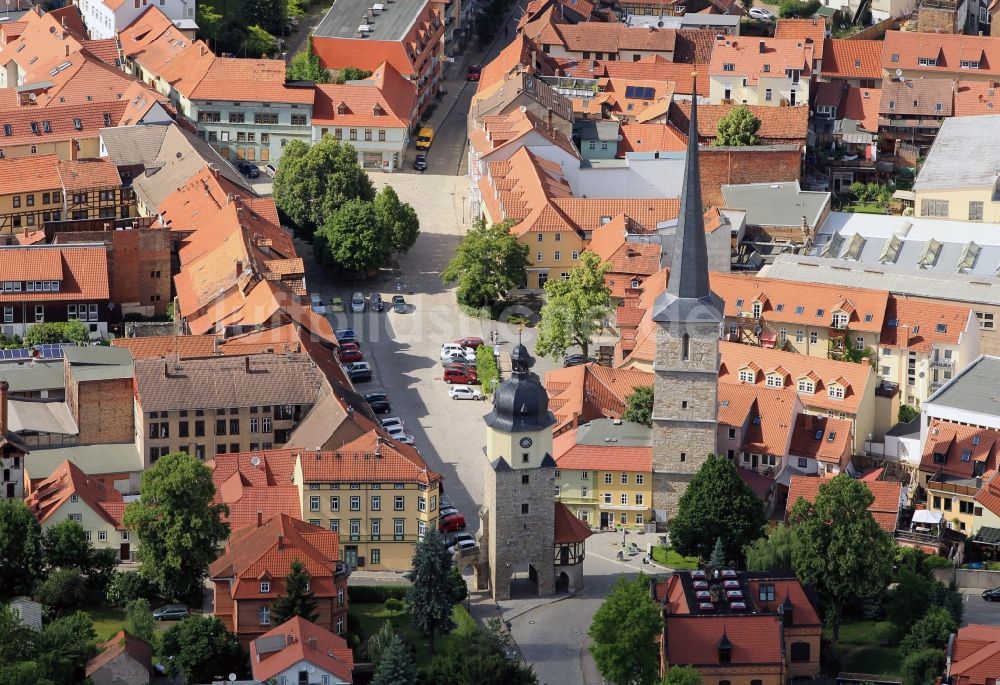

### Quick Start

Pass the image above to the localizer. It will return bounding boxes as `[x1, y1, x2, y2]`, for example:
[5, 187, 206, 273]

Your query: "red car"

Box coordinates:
[439, 513, 466, 532]
[466, 64, 482, 82]
[443, 366, 478, 384]
[455, 336, 485, 349]
[338, 348, 364, 363]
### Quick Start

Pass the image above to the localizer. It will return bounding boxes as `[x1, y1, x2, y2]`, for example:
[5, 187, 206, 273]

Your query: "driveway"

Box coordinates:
[963, 590, 1000, 627]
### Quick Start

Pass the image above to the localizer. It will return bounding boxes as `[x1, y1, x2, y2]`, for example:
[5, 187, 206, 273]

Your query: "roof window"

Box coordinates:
[961, 449, 972, 462]
[816, 308, 825, 317]
[795, 306, 804, 315]
[827, 431, 836, 442]
[890, 53, 899, 62]
[935, 323, 947, 333]
[776, 304, 784, 312]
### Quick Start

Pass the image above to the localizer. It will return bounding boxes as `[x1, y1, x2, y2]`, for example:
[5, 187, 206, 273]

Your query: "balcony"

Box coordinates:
[334, 561, 352, 580]
[930, 357, 955, 369]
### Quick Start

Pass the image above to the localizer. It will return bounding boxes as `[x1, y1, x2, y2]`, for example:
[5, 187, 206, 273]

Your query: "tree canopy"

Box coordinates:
[623, 386, 653, 427]
[125, 598, 155, 643]
[123, 451, 229, 601]
[669, 454, 766, 563]
[442, 218, 530, 308]
[744, 522, 794, 572]
[160, 615, 244, 683]
[714, 105, 762, 146]
[590, 575, 662, 685]
[315, 198, 393, 275]
[23, 321, 89, 346]
[374, 185, 420, 254]
[0, 499, 44, 599]
[371, 634, 419, 685]
[286, 48, 331, 83]
[535, 251, 611, 360]
[422, 628, 538, 685]
[35, 568, 87, 616]
[43, 520, 92, 571]
[335, 66, 375, 83]
[271, 559, 319, 624]
[662, 665, 703, 685]
[404, 528, 465, 653]
[789, 475, 894, 641]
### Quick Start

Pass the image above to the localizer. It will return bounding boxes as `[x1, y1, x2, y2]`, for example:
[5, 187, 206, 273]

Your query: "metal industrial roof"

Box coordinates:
[23, 442, 144, 481]
[761, 255, 1000, 307]
[927, 354, 1000, 415]
[314, 0, 424, 40]
[0, 360, 65, 393]
[721, 182, 830, 228]
[913, 115, 1000, 191]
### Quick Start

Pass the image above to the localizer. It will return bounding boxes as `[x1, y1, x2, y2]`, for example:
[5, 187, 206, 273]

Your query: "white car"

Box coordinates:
[310, 294, 326, 315]
[448, 539, 479, 555]
[380, 416, 405, 431]
[385, 424, 415, 444]
[449, 385, 484, 401]
[440, 343, 475, 361]
[748, 7, 775, 20]
[350, 292, 366, 313]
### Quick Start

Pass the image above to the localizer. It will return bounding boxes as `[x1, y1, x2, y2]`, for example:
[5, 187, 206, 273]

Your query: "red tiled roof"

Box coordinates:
[554, 501, 593, 543]
[559, 55, 708, 96]
[786, 474, 901, 532]
[209, 451, 302, 533]
[0, 245, 109, 303]
[545, 363, 653, 431]
[295, 432, 442, 485]
[251, 617, 354, 683]
[186, 57, 314, 104]
[0, 100, 128, 149]
[879, 297, 972, 352]
[950, 624, 1000, 685]
[618, 121, 687, 154]
[669, 100, 809, 142]
[921, 419, 1000, 481]
[823, 38, 883, 80]
[85, 631, 151, 678]
[881, 31, 1000, 78]
[553, 428, 652, 471]
[717, 384, 799, 456]
[709, 37, 814, 82]
[840, 86, 880, 132]
[667, 614, 784, 666]
[815, 81, 845, 108]
[774, 18, 825, 59]
[25, 460, 127, 529]
[953, 80, 1000, 117]
[788, 413, 852, 465]
[313, 61, 416, 128]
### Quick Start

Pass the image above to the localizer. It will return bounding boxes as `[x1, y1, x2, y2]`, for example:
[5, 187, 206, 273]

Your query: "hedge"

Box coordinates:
[348, 585, 409, 603]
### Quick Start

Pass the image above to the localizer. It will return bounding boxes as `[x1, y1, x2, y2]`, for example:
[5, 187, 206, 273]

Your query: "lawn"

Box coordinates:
[651, 546, 699, 570]
[825, 620, 902, 676]
[350, 602, 477, 665]
[89, 606, 171, 643]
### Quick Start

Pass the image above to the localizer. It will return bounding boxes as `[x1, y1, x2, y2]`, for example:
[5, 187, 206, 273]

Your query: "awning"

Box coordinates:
[912, 510, 943, 525]
[760, 330, 777, 349]
[893, 190, 916, 201]
[973, 526, 1000, 546]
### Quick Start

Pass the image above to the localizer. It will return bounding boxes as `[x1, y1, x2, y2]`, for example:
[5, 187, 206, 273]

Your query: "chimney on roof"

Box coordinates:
[307, 637, 317, 649]
[61, 16, 66, 28]
[0, 380, 8, 436]
[200, 45, 206, 57]
[277, 535, 285, 550]
[257, 510, 263, 527]
[163, 361, 170, 378]
[759, 40, 766, 54]
[245, 355, 251, 374]
[65, 44, 69, 57]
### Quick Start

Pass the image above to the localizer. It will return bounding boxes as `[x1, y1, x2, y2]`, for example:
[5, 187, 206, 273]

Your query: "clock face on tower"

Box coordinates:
[519, 437, 533, 448]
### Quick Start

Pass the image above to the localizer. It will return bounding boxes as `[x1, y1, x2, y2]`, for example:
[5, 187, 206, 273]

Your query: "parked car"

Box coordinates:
[748, 7, 775, 20]
[379, 416, 404, 431]
[263, 163, 277, 177]
[335, 328, 356, 340]
[443, 366, 478, 384]
[563, 354, 596, 368]
[346, 361, 372, 382]
[466, 64, 482, 81]
[153, 605, 189, 621]
[413, 154, 428, 171]
[370, 293, 384, 312]
[415, 126, 434, 150]
[449, 385, 484, 401]
[350, 291, 366, 313]
[442, 350, 476, 365]
[365, 392, 392, 414]
[310, 294, 326, 315]
[392, 295, 407, 313]
[447, 532, 474, 546]
[448, 538, 478, 554]
[983, 587, 1000, 601]
[330, 296, 346, 313]
[338, 348, 363, 364]
[237, 162, 260, 178]
[455, 336, 485, 349]
[439, 513, 467, 532]
[440, 343, 474, 361]
[385, 424, 415, 444]
[337, 336, 361, 348]
[440, 506, 459, 518]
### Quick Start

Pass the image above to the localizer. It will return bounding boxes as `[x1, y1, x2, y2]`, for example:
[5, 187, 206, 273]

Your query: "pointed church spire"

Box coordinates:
[667, 73, 712, 301]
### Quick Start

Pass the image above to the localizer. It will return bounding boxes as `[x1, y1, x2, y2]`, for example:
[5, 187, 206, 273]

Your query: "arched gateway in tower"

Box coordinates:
[474, 343, 592, 600]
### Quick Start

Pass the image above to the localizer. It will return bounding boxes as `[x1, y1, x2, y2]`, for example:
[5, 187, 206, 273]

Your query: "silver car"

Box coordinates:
[350, 292, 366, 313]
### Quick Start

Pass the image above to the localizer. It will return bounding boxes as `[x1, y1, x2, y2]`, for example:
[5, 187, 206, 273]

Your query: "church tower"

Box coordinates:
[650, 77, 723, 517]
[476, 343, 557, 600]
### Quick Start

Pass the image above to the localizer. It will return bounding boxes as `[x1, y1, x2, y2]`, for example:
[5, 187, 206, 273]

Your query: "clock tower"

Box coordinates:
[476, 343, 558, 600]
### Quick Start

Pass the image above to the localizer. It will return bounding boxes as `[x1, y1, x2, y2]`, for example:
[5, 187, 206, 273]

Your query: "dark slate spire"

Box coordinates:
[485, 343, 555, 434]
[652, 74, 723, 324]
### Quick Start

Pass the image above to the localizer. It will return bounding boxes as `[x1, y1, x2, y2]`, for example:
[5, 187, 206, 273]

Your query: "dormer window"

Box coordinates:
[832, 312, 848, 328]
[961, 60, 980, 69]
[933, 451, 946, 465]
[337, 103, 348, 115]
[828, 385, 845, 400]
[797, 379, 815, 393]
[260, 581, 270, 593]
[723, 63, 735, 71]
[372, 104, 385, 116]
[766, 373, 783, 388]
[763, 64, 770, 73]
[718, 631, 733, 664]
[752, 301, 762, 318]
[918, 57, 937, 66]
[739, 369, 755, 383]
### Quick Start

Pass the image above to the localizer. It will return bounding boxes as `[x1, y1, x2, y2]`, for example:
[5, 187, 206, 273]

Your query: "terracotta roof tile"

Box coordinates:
[774, 18, 825, 59]
[669, 100, 808, 142]
[953, 79, 1000, 116]
[313, 61, 415, 128]
[0, 244, 109, 302]
[618, 121, 687, 154]
[85, 631, 151, 678]
[545, 363, 653, 430]
[667, 614, 784, 665]
[553, 501, 593, 543]
[840, 86, 880, 132]
[186, 56, 314, 104]
[921, 419, 1000, 481]
[950, 624, 1000, 685]
[25, 460, 127, 528]
[675, 28, 716, 64]
[717, 383, 799, 456]
[553, 428, 652, 471]
[879, 297, 973, 351]
[879, 78, 954, 117]
[209, 451, 302, 532]
[815, 80, 845, 108]
[0, 100, 128, 149]
[881, 30, 1000, 78]
[823, 38, 882, 81]
[788, 413, 852, 465]
[57, 157, 122, 191]
[786, 474, 901, 532]
[251, 617, 354, 683]
[296, 432, 443, 485]
[709, 37, 814, 83]
[80, 38, 120, 65]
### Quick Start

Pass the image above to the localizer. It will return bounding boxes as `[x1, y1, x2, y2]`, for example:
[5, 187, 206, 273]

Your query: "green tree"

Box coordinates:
[789, 475, 894, 642]
[740, 0, 754, 12]
[335, 66, 374, 83]
[271, 559, 319, 624]
[900, 606, 956, 655]
[287, 48, 331, 83]
[245, 24, 276, 57]
[778, 0, 821, 17]
[106, 570, 157, 606]
[315, 198, 392, 275]
[35, 568, 87, 616]
[36, 611, 96, 685]
[899, 404, 920, 423]
[43, 520, 92, 571]
[590, 575, 661, 685]
[24, 321, 89, 346]
[669, 454, 766, 563]
[744, 523, 794, 572]
[0, 604, 36, 664]
[442, 218, 530, 308]
[714, 105, 762, 146]
[623, 386, 653, 427]
[371, 634, 419, 685]
[900, 648, 945, 685]
[930, 580, 964, 625]
[0, 499, 45, 599]
[87, 548, 119, 601]
[422, 629, 538, 685]
[123, 451, 229, 602]
[535, 251, 611, 360]
[196, 5, 223, 45]
[662, 665, 703, 685]
[160, 615, 244, 683]
[404, 528, 464, 654]
[287, 0, 308, 17]
[708, 538, 726, 571]
[125, 598, 155, 643]
[0, 662, 52, 685]
[366, 620, 397, 667]
[243, 0, 284, 33]
[886, 566, 936, 638]
[374, 185, 420, 254]
[475, 344, 500, 394]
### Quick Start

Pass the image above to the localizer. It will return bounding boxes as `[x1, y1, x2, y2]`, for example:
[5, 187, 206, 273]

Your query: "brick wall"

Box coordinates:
[918, 6, 959, 32]
[75, 378, 134, 444]
[699, 146, 802, 207]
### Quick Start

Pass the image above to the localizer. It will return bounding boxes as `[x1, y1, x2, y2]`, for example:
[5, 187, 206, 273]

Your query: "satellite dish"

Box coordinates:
[250, 455, 261, 467]
[895, 68, 903, 77]
[228, 674, 237, 683]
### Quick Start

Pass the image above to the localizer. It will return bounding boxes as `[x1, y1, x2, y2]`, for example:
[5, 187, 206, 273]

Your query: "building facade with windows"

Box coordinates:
[131, 353, 327, 466]
[0, 244, 112, 339]
[79, 0, 197, 40]
[209, 513, 351, 646]
[709, 37, 814, 107]
[250, 617, 354, 685]
[292, 433, 444, 572]
[553, 419, 652, 530]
